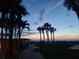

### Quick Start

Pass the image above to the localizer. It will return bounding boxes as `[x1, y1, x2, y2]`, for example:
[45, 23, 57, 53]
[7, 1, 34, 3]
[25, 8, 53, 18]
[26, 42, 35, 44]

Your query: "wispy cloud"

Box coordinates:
[22, 31, 38, 36]
[26, 0, 64, 24]
[46, 0, 63, 14]
[29, 0, 38, 3]
[39, 0, 63, 21]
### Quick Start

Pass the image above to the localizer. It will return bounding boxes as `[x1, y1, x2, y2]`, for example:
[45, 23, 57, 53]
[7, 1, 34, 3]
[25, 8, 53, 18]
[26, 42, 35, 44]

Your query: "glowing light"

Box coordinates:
[22, 33, 79, 41]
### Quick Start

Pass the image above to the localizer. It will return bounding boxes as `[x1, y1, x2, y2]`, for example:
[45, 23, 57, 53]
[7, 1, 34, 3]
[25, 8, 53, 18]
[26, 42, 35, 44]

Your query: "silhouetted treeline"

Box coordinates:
[0, 0, 30, 39]
[37, 23, 56, 42]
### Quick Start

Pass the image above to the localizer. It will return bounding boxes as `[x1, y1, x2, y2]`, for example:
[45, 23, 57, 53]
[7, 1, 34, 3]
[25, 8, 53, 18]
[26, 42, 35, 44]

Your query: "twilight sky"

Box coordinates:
[21, 0, 79, 41]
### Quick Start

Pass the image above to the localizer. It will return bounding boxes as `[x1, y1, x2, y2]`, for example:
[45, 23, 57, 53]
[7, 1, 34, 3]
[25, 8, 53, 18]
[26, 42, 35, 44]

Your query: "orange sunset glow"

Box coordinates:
[22, 34, 79, 41]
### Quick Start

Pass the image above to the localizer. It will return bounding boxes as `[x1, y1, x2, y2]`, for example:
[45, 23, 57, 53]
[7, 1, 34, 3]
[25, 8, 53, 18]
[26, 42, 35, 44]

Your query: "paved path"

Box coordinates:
[19, 44, 45, 59]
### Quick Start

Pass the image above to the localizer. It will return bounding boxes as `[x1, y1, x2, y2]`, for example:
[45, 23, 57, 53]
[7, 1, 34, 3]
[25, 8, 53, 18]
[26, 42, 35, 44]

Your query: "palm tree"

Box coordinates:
[3, 18, 14, 39]
[16, 20, 30, 39]
[0, 19, 4, 39]
[0, 11, 7, 39]
[37, 27, 42, 42]
[0, 0, 29, 58]
[9, 0, 29, 39]
[64, 0, 79, 19]
[49, 27, 56, 42]
[41, 26, 45, 42]
[52, 28, 56, 43]
[13, 4, 29, 39]
[0, 0, 23, 39]
[44, 23, 51, 42]
[49, 27, 54, 42]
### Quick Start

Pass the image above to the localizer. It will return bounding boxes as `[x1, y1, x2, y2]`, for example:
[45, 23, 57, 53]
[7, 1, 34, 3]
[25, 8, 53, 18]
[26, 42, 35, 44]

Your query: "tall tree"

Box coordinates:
[37, 27, 42, 42]
[0, 0, 30, 59]
[0, 0, 29, 39]
[49, 27, 56, 42]
[49, 27, 53, 42]
[64, 0, 79, 19]
[0, 0, 22, 39]
[44, 23, 51, 42]
[53, 28, 56, 43]
[41, 26, 45, 42]
[16, 20, 30, 39]
[14, 5, 29, 39]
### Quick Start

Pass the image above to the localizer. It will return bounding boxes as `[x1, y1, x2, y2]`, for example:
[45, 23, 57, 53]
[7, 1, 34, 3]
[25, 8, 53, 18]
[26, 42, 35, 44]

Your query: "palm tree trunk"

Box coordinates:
[5, 14, 8, 39]
[9, 27, 13, 39]
[46, 31, 49, 42]
[42, 31, 45, 42]
[1, 11, 5, 39]
[8, 28, 13, 59]
[18, 27, 21, 39]
[5, 28, 7, 39]
[51, 32, 52, 42]
[53, 32, 55, 43]
[0, 28, 1, 38]
[39, 32, 42, 42]
[1, 28, 3, 39]
[20, 28, 23, 39]
[14, 27, 16, 39]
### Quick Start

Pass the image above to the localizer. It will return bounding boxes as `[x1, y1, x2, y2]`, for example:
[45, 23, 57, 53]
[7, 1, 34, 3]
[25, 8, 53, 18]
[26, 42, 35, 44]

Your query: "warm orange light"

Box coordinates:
[22, 33, 79, 41]
[56, 34, 79, 39]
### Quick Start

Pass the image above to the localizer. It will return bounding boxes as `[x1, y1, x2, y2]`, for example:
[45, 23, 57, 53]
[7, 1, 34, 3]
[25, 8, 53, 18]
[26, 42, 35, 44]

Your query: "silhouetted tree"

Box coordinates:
[0, 0, 29, 39]
[0, 19, 4, 39]
[41, 26, 45, 42]
[64, 0, 79, 19]
[44, 23, 51, 42]
[3, 18, 15, 39]
[0, 0, 7, 39]
[49, 27, 56, 42]
[16, 20, 30, 39]
[49, 27, 53, 42]
[0, 0, 29, 58]
[0, 0, 21, 39]
[15, 5, 29, 39]
[37, 27, 42, 42]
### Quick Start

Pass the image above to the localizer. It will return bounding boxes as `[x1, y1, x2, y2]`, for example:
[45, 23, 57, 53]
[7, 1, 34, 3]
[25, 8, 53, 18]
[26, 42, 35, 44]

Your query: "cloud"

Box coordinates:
[39, 7, 46, 21]
[21, 33, 40, 40]
[68, 25, 74, 28]
[22, 31, 37, 35]
[45, 0, 64, 14]
[39, 0, 63, 21]
[26, 0, 64, 25]
[29, 0, 38, 3]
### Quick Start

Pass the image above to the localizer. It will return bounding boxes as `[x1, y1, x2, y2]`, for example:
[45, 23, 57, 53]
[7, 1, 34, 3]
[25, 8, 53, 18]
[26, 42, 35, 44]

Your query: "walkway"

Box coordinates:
[19, 44, 45, 59]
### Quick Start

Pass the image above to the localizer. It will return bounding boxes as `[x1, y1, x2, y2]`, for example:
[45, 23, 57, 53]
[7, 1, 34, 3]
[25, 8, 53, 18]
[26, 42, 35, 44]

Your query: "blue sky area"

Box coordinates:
[21, 0, 79, 40]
